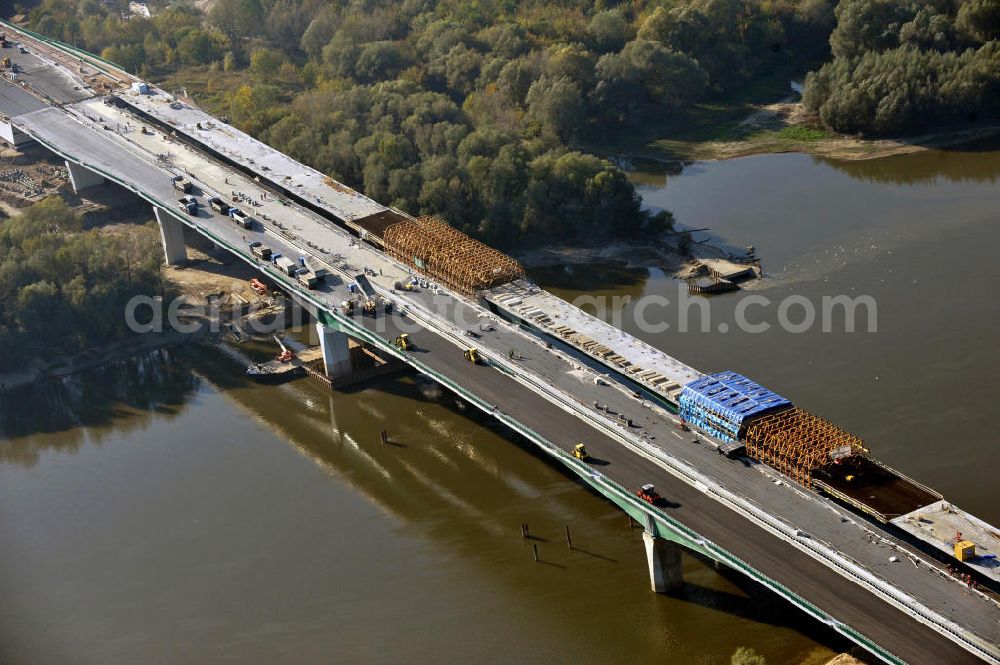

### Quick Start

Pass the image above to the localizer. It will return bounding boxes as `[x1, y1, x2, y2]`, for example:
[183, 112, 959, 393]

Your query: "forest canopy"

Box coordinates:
[803, 0, 1000, 135]
[21, 0, 839, 247]
[0, 197, 163, 369]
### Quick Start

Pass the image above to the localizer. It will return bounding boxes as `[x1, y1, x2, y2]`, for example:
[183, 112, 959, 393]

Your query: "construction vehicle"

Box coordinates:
[177, 196, 197, 215]
[172, 176, 192, 193]
[208, 196, 232, 215]
[1, 56, 10, 69]
[395, 334, 412, 351]
[464, 347, 480, 364]
[249, 241, 271, 260]
[295, 268, 317, 289]
[572, 443, 589, 460]
[299, 256, 328, 282]
[362, 299, 377, 316]
[636, 484, 662, 505]
[675, 420, 690, 432]
[394, 280, 415, 292]
[249, 278, 267, 296]
[275, 255, 298, 276]
[341, 300, 355, 316]
[231, 208, 253, 229]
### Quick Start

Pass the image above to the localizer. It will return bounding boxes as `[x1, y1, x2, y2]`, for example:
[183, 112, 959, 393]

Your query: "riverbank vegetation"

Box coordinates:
[803, 0, 1000, 136]
[18, 0, 838, 247]
[0, 197, 163, 371]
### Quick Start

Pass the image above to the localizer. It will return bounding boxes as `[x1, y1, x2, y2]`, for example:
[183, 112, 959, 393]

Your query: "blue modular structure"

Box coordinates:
[679, 371, 792, 443]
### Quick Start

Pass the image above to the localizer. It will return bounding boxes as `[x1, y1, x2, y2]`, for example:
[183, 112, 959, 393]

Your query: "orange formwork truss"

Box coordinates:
[382, 216, 525, 296]
[743, 407, 868, 486]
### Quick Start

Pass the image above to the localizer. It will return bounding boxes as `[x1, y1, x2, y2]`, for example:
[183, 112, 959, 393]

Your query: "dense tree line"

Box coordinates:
[22, 0, 836, 246]
[0, 198, 163, 370]
[804, 0, 1000, 135]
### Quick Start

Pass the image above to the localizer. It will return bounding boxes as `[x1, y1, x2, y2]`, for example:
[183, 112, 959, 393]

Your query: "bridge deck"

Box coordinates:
[9, 49, 1000, 664]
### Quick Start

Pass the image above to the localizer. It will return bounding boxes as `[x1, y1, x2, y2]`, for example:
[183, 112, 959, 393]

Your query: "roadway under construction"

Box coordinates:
[1, 19, 998, 664]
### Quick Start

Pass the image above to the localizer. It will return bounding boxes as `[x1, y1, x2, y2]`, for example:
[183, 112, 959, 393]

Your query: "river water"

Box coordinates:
[2, 142, 998, 664]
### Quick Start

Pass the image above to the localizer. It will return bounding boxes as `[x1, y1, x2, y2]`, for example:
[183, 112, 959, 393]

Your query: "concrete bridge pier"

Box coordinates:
[65, 159, 104, 193]
[153, 207, 187, 266]
[0, 121, 32, 148]
[316, 323, 352, 380]
[643, 530, 683, 593]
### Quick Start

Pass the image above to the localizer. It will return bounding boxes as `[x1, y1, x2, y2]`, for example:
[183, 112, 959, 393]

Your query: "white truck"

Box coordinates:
[231, 208, 253, 229]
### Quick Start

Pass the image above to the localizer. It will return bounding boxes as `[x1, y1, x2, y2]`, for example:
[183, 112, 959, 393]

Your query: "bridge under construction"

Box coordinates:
[0, 20, 998, 665]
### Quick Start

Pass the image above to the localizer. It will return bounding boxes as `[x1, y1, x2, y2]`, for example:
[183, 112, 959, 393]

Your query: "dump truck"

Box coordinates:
[572, 443, 589, 461]
[249, 241, 271, 260]
[295, 268, 317, 289]
[208, 196, 231, 215]
[172, 176, 192, 193]
[395, 334, 412, 351]
[231, 208, 253, 229]
[177, 196, 197, 215]
[300, 257, 328, 282]
[463, 348, 480, 364]
[275, 256, 298, 276]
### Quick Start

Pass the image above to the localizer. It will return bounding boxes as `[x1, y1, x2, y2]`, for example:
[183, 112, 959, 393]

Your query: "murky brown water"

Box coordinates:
[3, 142, 999, 664]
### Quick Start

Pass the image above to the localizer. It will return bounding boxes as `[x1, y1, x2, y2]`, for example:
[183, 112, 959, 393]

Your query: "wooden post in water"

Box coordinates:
[380, 430, 388, 445]
[520, 523, 529, 538]
[532, 544, 538, 562]
[564, 525, 572, 549]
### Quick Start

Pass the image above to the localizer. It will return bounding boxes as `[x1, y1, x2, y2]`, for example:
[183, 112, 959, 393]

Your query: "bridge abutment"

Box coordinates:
[65, 159, 104, 193]
[316, 323, 352, 380]
[643, 531, 683, 593]
[153, 207, 187, 266]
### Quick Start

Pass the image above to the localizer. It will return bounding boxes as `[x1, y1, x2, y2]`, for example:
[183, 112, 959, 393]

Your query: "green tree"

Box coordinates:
[525, 75, 585, 141]
[249, 47, 285, 83]
[587, 10, 631, 53]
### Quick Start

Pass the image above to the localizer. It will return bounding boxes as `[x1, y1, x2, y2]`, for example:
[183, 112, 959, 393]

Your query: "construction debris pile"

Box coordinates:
[383, 215, 524, 296]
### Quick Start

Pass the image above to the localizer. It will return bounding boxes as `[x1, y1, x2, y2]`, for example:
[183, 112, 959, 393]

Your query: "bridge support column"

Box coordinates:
[643, 531, 683, 593]
[153, 207, 187, 266]
[317, 323, 352, 380]
[0, 121, 32, 148]
[65, 160, 104, 193]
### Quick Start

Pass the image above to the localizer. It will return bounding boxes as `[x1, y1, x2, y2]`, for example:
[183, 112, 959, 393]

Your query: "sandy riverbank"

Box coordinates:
[655, 97, 1000, 163]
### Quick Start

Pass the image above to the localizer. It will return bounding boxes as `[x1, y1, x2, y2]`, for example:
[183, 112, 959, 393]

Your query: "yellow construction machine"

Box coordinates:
[463, 347, 480, 364]
[395, 334, 412, 351]
[572, 443, 589, 461]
